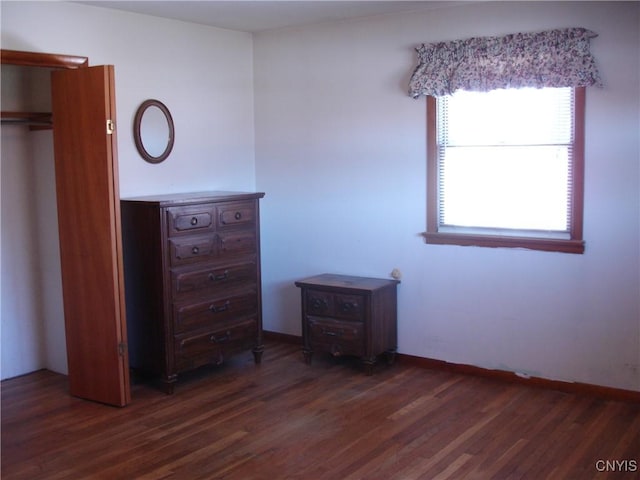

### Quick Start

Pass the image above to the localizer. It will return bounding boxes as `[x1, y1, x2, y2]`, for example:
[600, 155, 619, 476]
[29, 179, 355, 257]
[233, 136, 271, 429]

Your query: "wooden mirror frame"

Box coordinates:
[133, 99, 175, 164]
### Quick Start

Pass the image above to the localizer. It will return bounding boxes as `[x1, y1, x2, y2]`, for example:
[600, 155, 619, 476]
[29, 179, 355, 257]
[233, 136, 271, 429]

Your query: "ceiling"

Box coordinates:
[76, 1, 458, 33]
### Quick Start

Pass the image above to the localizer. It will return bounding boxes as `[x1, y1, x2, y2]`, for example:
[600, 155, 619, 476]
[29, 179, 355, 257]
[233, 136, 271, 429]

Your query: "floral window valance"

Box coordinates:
[409, 28, 602, 98]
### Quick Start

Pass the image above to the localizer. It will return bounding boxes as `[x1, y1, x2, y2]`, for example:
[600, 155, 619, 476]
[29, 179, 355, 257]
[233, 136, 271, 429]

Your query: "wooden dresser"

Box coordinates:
[295, 274, 399, 375]
[121, 191, 265, 393]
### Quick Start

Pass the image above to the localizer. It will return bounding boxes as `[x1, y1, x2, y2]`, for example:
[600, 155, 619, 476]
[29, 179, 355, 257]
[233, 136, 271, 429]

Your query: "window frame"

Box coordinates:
[424, 87, 586, 254]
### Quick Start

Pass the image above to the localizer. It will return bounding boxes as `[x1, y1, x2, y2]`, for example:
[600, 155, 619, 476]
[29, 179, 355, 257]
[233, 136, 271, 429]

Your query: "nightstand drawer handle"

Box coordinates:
[312, 298, 329, 310]
[321, 328, 342, 337]
[191, 246, 200, 255]
[190, 217, 198, 226]
[234, 212, 242, 220]
[208, 270, 229, 282]
[209, 301, 230, 313]
[341, 302, 358, 312]
[210, 331, 231, 343]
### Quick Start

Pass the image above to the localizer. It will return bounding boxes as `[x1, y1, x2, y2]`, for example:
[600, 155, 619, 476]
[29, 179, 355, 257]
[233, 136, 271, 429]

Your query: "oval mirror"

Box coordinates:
[133, 99, 174, 163]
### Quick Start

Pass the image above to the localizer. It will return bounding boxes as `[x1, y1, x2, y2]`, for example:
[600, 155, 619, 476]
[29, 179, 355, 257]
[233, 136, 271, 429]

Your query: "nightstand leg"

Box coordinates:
[362, 357, 376, 376]
[385, 348, 397, 366]
[303, 348, 313, 364]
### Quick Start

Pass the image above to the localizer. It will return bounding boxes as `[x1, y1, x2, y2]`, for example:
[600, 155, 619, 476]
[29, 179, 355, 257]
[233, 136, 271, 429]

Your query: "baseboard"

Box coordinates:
[264, 330, 301, 345]
[398, 353, 640, 404]
[263, 330, 640, 403]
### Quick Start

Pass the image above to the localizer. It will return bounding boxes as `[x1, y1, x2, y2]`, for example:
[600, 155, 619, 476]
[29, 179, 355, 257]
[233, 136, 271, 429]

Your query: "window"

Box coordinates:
[425, 86, 585, 254]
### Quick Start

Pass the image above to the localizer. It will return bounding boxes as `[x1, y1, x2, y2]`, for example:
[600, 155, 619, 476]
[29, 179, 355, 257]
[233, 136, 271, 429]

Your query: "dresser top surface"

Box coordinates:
[121, 191, 265, 206]
[295, 273, 399, 292]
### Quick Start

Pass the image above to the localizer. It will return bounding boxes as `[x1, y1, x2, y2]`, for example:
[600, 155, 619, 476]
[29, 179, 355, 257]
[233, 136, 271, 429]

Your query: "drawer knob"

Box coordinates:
[234, 212, 242, 220]
[341, 302, 358, 312]
[321, 328, 342, 337]
[190, 217, 198, 226]
[210, 331, 231, 343]
[311, 298, 329, 311]
[209, 301, 230, 314]
[191, 246, 200, 255]
[208, 270, 229, 282]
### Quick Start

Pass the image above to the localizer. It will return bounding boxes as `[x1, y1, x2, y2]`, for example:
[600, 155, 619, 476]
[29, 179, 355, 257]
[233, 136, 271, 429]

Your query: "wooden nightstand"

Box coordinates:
[295, 273, 399, 375]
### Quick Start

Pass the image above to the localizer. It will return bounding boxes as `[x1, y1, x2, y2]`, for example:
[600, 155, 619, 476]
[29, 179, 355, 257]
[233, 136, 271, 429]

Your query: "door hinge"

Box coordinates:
[118, 342, 127, 357]
[106, 119, 115, 135]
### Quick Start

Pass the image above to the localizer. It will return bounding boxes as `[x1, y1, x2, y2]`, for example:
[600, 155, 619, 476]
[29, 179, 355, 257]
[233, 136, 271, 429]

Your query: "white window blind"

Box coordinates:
[436, 87, 575, 237]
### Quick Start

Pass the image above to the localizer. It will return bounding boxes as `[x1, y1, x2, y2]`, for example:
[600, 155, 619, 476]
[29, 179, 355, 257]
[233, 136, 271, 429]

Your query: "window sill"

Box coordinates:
[423, 232, 585, 254]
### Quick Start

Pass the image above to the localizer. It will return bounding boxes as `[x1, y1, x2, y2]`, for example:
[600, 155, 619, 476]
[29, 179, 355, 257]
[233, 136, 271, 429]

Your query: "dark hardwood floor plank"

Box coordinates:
[2, 340, 639, 480]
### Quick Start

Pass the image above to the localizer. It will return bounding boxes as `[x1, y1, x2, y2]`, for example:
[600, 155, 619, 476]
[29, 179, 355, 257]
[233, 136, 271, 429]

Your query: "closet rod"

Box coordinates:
[1, 111, 53, 129]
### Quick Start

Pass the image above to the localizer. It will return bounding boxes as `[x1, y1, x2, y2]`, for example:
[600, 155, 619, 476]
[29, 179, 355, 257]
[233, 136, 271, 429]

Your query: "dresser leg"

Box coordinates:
[252, 344, 264, 364]
[162, 375, 177, 395]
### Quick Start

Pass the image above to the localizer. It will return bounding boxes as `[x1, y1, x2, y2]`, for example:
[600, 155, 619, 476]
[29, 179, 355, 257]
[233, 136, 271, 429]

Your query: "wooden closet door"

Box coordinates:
[51, 66, 130, 406]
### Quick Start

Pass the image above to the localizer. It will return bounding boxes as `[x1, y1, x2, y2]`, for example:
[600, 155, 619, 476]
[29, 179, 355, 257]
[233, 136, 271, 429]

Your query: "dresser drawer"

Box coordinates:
[169, 235, 217, 266]
[167, 205, 214, 236]
[218, 230, 257, 257]
[173, 291, 258, 333]
[172, 261, 257, 297]
[307, 317, 364, 357]
[217, 201, 256, 229]
[305, 290, 364, 321]
[174, 318, 258, 370]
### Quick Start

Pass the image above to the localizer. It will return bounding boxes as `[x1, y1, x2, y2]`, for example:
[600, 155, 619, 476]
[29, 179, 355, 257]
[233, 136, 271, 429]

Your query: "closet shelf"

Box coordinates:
[1, 111, 53, 129]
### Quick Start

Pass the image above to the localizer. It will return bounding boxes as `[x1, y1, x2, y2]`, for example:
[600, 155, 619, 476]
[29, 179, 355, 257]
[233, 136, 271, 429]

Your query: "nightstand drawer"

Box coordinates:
[305, 290, 333, 316]
[334, 294, 363, 320]
[307, 317, 364, 357]
[304, 290, 363, 320]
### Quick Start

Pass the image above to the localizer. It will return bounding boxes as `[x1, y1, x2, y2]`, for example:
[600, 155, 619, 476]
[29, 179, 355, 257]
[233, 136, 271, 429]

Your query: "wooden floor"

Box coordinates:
[2, 340, 639, 480]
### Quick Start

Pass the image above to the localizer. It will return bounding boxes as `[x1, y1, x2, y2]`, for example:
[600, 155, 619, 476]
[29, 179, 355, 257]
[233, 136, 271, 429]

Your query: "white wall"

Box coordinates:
[1, 1, 255, 379]
[254, 1, 640, 391]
